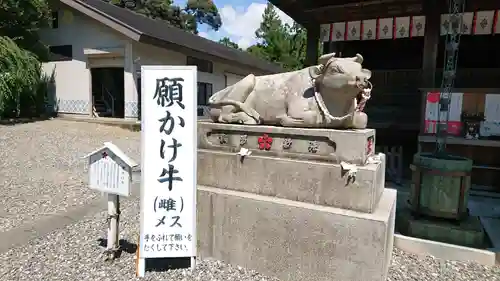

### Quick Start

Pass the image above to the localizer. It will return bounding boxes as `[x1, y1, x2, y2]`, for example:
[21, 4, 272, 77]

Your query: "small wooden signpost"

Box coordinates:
[83, 142, 138, 260]
[137, 65, 198, 277]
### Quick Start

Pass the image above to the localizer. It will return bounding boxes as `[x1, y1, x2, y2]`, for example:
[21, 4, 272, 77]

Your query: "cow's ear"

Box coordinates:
[309, 65, 323, 79]
[360, 68, 371, 80]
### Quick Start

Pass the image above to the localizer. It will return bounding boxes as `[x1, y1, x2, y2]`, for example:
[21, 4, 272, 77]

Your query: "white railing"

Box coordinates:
[102, 85, 115, 116]
[377, 145, 403, 184]
[197, 105, 211, 119]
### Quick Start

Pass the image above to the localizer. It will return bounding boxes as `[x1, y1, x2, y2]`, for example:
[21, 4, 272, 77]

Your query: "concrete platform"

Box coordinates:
[198, 149, 385, 213]
[197, 186, 396, 281]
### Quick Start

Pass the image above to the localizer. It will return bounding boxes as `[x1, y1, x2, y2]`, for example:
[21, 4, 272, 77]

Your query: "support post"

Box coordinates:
[105, 193, 120, 260]
[305, 23, 320, 66]
[421, 0, 441, 88]
[190, 256, 196, 270]
[137, 257, 146, 277]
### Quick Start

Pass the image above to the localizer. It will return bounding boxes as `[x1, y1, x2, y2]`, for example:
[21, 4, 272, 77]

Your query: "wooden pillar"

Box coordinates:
[421, 0, 441, 88]
[305, 23, 320, 66]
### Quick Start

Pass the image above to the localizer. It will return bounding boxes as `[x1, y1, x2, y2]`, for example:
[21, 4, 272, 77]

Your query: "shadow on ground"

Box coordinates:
[97, 238, 137, 259]
[0, 116, 53, 126]
[97, 238, 192, 271]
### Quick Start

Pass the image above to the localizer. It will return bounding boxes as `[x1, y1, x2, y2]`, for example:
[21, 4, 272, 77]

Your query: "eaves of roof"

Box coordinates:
[60, 0, 284, 74]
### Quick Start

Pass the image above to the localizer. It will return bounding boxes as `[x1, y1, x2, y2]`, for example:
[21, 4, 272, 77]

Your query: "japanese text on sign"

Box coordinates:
[140, 66, 197, 259]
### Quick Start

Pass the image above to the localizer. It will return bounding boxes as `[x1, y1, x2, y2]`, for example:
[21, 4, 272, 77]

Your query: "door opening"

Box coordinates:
[91, 67, 125, 118]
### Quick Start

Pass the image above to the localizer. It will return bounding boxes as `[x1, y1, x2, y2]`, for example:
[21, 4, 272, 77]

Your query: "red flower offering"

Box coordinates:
[258, 134, 273, 150]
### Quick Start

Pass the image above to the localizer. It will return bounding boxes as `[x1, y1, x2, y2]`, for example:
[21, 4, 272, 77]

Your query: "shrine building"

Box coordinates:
[270, 0, 500, 185]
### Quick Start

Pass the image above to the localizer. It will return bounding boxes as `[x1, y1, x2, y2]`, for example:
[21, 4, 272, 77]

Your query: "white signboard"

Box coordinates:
[425, 92, 463, 122]
[84, 142, 137, 197]
[139, 66, 197, 259]
[485, 94, 500, 121]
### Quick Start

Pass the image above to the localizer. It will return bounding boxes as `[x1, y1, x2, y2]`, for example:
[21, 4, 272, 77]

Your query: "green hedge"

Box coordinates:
[0, 36, 50, 119]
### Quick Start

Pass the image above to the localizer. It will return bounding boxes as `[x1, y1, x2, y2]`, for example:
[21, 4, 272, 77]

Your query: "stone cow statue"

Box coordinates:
[208, 52, 373, 129]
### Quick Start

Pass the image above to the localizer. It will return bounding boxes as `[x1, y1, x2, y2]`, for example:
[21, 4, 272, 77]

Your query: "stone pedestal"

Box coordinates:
[196, 121, 396, 281]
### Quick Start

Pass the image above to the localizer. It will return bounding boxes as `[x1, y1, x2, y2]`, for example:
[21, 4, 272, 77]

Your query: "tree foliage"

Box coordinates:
[0, 0, 52, 60]
[0, 0, 52, 118]
[106, 0, 221, 34]
[246, 3, 307, 71]
[0, 36, 48, 118]
[218, 37, 240, 50]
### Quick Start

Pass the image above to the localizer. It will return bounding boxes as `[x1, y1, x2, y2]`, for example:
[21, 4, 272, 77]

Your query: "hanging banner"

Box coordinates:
[474, 10, 495, 35]
[424, 92, 463, 135]
[461, 12, 474, 35]
[362, 19, 377, 40]
[332, 22, 346, 42]
[440, 14, 451, 35]
[346, 21, 361, 41]
[320, 24, 331, 42]
[411, 16, 426, 37]
[378, 18, 393, 39]
[395, 17, 410, 38]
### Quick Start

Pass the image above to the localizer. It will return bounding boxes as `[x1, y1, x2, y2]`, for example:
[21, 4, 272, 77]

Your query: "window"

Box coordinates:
[187, 56, 213, 73]
[52, 11, 59, 29]
[197, 82, 212, 116]
[48, 45, 73, 61]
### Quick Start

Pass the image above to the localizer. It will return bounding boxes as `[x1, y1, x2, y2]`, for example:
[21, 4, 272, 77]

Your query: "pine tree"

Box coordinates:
[106, 0, 221, 34]
[247, 3, 308, 71]
[218, 37, 241, 50]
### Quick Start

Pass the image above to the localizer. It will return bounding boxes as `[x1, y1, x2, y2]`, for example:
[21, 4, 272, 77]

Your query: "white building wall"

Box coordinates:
[39, 8, 129, 116]
[39, 6, 267, 120]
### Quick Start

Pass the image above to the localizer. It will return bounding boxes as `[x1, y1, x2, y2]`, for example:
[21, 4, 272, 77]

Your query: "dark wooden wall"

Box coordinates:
[323, 35, 500, 179]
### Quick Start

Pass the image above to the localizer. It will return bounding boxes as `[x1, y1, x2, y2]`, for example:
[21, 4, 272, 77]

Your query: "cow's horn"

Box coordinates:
[318, 52, 336, 65]
[355, 54, 363, 64]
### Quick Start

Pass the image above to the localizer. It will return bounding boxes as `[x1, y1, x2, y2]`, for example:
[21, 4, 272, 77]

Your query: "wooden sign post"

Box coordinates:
[83, 142, 138, 260]
[137, 66, 198, 277]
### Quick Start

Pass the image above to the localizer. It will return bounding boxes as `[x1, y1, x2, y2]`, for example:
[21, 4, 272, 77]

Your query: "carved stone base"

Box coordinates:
[198, 121, 376, 165]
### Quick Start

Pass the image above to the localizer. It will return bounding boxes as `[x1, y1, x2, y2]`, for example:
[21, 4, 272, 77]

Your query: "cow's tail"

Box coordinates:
[209, 100, 261, 124]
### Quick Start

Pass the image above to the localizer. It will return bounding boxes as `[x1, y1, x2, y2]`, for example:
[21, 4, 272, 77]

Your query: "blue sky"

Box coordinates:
[173, 0, 293, 49]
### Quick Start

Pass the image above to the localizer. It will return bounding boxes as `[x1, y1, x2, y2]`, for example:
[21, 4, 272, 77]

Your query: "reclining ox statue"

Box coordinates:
[208, 52, 373, 129]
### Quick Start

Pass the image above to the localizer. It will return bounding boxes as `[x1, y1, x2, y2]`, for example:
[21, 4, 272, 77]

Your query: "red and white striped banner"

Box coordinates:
[320, 10, 499, 42]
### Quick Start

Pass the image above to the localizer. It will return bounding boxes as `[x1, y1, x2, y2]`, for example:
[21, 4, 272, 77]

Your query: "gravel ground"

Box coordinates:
[0, 119, 141, 232]
[1, 119, 499, 281]
[0, 195, 499, 281]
